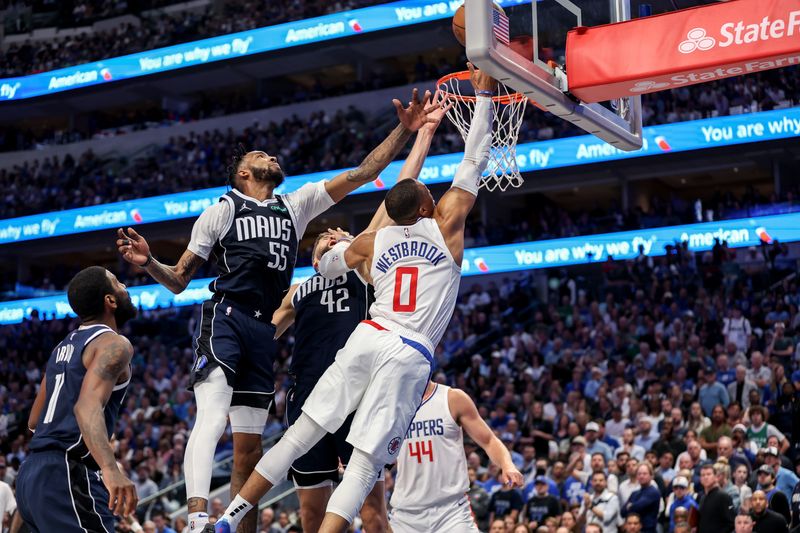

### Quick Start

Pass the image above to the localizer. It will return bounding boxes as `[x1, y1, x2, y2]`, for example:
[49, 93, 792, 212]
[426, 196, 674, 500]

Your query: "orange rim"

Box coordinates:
[437, 70, 527, 105]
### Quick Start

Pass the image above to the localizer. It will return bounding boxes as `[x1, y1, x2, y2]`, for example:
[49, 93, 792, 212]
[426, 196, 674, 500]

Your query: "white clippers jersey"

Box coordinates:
[391, 384, 469, 510]
[370, 217, 460, 346]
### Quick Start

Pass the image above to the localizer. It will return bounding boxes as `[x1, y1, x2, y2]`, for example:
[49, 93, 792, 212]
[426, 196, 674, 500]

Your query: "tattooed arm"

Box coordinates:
[117, 227, 205, 294]
[324, 88, 436, 203]
[75, 333, 138, 516]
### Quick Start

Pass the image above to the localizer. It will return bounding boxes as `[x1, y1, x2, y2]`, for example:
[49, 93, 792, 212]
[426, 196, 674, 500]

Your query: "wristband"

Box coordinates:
[141, 253, 153, 268]
[475, 90, 495, 97]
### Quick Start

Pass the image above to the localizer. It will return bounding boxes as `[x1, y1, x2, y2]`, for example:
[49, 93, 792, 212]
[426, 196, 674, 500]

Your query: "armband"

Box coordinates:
[318, 241, 353, 279]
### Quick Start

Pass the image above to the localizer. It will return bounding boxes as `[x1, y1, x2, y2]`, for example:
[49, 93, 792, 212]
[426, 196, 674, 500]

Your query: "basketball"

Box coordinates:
[452, 3, 505, 47]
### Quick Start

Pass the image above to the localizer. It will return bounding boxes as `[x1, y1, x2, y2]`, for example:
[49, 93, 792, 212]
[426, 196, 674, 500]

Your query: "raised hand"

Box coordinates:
[467, 62, 498, 94]
[326, 227, 354, 243]
[393, 88, 435, 132]
[117, 227, 151, 267]
[421, 89, 454, 133]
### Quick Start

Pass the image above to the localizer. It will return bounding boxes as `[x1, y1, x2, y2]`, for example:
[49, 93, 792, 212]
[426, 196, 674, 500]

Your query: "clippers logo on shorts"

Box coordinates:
[388, 436, 402, 456]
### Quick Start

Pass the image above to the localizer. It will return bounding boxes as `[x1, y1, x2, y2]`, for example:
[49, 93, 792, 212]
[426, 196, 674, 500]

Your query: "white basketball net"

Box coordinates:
[438, 73, 528, 192]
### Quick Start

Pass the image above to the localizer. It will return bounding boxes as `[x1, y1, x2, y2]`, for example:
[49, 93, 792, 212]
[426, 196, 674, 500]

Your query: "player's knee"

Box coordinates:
[233, 435, 263, 470]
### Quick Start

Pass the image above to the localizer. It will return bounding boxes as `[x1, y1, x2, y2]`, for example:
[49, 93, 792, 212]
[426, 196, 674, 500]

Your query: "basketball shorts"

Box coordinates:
[389, 494, 480, 533]
[190, 297, 277, 409]
[286, 381, 356, 488]
[301, 318, 434, 466]
[17, 450, 114, 533]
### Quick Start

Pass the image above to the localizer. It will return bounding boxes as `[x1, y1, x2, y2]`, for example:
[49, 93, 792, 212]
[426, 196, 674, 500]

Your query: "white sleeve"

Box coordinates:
[187, 200, 232, 260]
[282, 180, 335, 239]
[452, 96, 493, 196]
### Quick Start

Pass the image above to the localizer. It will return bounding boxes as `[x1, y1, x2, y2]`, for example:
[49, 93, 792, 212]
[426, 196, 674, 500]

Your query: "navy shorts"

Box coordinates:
[17, 450, 115, 533]
[287, 381, 355, 487]
[190, 298, 277, 409]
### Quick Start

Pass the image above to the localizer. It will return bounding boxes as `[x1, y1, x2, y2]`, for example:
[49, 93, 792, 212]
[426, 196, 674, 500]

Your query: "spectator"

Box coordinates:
[489, 478, 524, 524]
[724, 307, 752, 353]
[523, 475, 561, 530]
[258, 507, 281, 533]
[620, 463, 660, 533]
[134, 463, 159, 501]
[584, 471, 619, 532]
[729, 365, 759, 409]
[747, 406, 788, 453]
[584, 422, 613, 461]
[715, 462, 741, 511]
[751, 490, 789, 532]
[667, 476, 697, 533]
[699, 370, 731, 417]
[697, 463, 735, 533]
[623, 513, 643, 533]
[467, 467, 491, 531]
[755, 464, 791, 525]
[735, 513, 755, 533]
[153, 511, 177, 533]
[764, 447, 800, 500]
[699, 404, 732, 460]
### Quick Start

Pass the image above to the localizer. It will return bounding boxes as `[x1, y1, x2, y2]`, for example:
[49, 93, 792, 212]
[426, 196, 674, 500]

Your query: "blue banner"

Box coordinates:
[1, 211, 797, 325]
[2, 107, 799, 246]
[0, 0, 530, 102]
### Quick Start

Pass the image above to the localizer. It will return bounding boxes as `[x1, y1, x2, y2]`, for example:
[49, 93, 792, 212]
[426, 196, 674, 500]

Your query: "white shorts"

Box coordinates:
[390, 495, 480, 533]
[301, 319, 433, 465]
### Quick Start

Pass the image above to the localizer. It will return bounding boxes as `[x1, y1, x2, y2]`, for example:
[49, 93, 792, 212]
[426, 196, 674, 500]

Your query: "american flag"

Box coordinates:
[492, 9, 510, 45]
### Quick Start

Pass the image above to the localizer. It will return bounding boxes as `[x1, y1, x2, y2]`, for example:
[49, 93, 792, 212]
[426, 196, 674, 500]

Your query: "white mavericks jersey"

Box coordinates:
[370, 217, 461, 346]
[391, 384, 469, 510]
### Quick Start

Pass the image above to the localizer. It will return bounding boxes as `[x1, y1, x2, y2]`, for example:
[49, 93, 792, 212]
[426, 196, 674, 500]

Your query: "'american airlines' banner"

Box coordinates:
[0, 210, 797, 324]
[1, 106, 799, 246]
[0, 0, 529, 102]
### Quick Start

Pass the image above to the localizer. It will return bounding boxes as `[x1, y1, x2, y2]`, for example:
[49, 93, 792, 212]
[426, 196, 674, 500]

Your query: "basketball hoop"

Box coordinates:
[437, 71, 528, 192]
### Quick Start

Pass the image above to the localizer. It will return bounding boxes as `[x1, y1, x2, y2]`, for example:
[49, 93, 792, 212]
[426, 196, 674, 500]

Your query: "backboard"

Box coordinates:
[465, 0, 643, 151]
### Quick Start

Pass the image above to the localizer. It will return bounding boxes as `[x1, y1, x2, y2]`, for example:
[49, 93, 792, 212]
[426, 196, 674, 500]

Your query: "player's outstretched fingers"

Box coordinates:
[392, 99, 404, 113]
[411, 87, 419, 106]
[124, 485, 138, 516]
[126, 227, 142, 241]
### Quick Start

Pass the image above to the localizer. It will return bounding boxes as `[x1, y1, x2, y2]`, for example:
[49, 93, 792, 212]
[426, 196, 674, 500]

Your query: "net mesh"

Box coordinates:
[438, 72, 528, 192]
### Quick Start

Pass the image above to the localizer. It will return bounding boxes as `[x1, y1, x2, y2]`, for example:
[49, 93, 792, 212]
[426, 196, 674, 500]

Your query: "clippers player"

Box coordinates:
[16, 267, 139, 532]
[270, 99, 447, 533]
[117, 88, 436, 533]
[390, 380, 522, 532]
[213, 64, 503, 533]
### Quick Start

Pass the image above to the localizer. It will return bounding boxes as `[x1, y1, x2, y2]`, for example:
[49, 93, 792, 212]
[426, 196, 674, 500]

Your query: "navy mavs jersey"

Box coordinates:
[30, 324, 129, 464]
[210, 190, 298, 317]
[290, 271, 373, 384]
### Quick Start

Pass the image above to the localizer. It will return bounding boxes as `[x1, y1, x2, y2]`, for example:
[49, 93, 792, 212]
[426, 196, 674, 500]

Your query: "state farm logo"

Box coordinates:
[678, 28, 716, 54]
[630, 80, 670, 93]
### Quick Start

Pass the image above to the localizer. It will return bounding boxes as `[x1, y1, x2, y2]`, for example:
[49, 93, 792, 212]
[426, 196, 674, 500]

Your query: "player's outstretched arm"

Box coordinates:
[434, 63, 496, 264]
[272, 284, 298, 339]
[317, 231, 376, 281]
[75, 334, 138, 517]
[365, 90, 452, 233]
[117, 227, 204, 294]
[27, 375, 47, 433]
[324, 88, 438, 203]
[451, 387, 523, 488]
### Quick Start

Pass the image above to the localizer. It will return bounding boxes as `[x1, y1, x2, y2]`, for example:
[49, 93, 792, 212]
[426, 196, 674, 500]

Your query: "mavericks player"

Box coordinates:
[390, 380, 522, 532]
[16, 267, 138, 531]
[213, 64, 501, 533]
[117, 89, 436, 533]
[270, 101, 447, 532]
